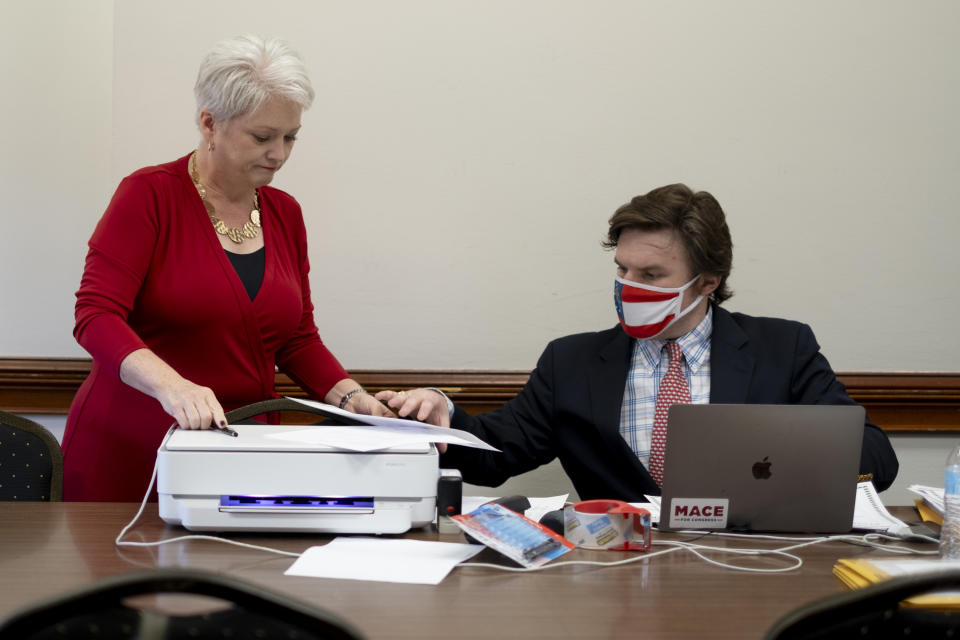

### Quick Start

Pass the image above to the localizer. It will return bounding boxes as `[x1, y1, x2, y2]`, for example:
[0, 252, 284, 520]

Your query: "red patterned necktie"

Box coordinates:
[648, 341, 690, 487]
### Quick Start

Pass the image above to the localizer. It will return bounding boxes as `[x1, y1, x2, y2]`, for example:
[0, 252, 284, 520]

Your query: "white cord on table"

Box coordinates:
[117, 444, 938, 572]
[115, 448, 300, 558]
[458, 529, 937, 574]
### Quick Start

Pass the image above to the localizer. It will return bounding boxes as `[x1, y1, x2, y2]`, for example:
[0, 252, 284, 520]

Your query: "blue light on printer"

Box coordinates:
[219, 496, 375, 509]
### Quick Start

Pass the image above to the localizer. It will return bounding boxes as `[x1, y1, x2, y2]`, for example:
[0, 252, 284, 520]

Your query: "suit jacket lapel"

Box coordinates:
[587, 326, 660, 492]
[587, 327, 633, 437]
[587, 327, 655, 481]
[710, 306, 755, 403]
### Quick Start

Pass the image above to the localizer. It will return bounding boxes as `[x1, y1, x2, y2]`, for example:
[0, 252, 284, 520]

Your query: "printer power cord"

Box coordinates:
[115, 447, 302, 558]
[117, 445, 938, 573]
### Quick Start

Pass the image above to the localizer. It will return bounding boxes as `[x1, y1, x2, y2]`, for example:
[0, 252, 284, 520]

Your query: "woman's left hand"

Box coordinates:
[346, 391, 395, 418]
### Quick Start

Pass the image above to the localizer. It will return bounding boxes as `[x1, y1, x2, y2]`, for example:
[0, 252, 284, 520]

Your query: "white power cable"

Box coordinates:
[677, 529, 939, 555]
[459, 530, 937, 574]
[114, 447, 300, 558]
[459, 540, 804, 574]
[459, 546, 683, 572]
[116, 442, 937, 572]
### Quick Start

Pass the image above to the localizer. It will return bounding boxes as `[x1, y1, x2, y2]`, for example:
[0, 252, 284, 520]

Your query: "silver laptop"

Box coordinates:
[658, 404, 865, 533]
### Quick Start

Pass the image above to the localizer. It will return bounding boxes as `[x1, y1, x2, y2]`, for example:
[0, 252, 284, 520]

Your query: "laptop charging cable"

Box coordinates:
[115, 443, 938, 574]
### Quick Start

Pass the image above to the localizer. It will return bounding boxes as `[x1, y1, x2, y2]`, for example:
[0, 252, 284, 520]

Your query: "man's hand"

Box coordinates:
[375, 388, 451, 427]
[375, 388, 451, 453]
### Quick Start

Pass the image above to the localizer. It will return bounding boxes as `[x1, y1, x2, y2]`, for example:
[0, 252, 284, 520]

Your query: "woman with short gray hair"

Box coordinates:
[194, 34, 315, 127]
[63, 35, 389, 501]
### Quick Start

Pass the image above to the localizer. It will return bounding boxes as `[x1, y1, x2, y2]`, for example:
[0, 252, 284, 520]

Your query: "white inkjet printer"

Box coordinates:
[157, 424, 438, 534]
[156, 398, 449, 534]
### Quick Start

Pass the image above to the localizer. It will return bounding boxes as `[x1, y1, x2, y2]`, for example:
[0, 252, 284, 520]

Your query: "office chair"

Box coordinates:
[0, 568, 366, 639]
[764, 570, 960, 639]
[0, 410, 63, 501]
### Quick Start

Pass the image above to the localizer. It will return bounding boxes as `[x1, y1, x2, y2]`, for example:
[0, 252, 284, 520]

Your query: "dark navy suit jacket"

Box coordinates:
[441, 306, 899, 500]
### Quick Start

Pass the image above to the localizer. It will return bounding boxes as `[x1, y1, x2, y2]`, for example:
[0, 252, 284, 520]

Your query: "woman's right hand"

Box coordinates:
[120, 348, 228, 430]
[155, 378, 228, 430]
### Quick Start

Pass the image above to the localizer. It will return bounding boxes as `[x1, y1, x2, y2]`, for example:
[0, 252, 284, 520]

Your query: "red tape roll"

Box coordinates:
[564, 499, 652, 551]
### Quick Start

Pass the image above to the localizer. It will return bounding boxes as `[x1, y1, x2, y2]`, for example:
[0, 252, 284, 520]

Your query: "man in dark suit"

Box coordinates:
[377, 184, 898, 499]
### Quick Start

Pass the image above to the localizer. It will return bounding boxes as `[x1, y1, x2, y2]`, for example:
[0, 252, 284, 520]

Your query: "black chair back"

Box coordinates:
[0, 569, 365, 639]
[765, 570, 960, 639]
[0, 410, 63, 501]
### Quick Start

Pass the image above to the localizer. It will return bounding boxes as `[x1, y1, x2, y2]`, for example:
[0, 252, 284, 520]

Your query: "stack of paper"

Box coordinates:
[272, 397, 499, 452]
[909, 484, 945, 526]
[833, 557, 960, 608]
[853, 482, 909, 533]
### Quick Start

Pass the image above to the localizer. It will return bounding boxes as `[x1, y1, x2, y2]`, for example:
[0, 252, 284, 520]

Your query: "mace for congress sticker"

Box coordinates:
[668, 498, 729, 529]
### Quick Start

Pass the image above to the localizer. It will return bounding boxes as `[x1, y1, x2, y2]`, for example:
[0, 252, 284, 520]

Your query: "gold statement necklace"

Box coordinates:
[189, 151, 262, 244]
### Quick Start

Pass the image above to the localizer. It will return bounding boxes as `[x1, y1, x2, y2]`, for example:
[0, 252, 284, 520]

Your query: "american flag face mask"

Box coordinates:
[614, 275, 702, 339]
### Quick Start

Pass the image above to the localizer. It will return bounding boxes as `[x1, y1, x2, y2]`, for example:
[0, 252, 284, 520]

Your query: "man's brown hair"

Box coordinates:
[603, 183, 733, 304]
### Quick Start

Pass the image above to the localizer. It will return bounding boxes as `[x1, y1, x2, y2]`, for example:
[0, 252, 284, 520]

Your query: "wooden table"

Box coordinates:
[0, 503, 930, 639]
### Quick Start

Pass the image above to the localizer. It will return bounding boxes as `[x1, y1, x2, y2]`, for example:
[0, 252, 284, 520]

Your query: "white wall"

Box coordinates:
[2, 0, 958, 372]
[1, 2, 113, 355]
[2, 2, 958, 504]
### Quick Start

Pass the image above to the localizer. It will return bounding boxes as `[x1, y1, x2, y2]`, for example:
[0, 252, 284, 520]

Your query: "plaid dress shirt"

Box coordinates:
[618, 307, 713, 469]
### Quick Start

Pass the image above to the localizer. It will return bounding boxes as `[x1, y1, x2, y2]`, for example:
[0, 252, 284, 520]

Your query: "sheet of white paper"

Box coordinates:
[462, 496, 493, 515]
[631, 500, 661, 525]
[265, 426, 432, 452]
[463, 495, 568, 523]
[854, 481, 908, 532]
[525, 495, 568, 523]
[270, 398, 499, 452]
[285, 537, 483, 585]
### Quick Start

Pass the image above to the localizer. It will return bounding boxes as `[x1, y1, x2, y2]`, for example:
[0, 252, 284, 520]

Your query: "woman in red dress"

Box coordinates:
[63, 35, 391, 501]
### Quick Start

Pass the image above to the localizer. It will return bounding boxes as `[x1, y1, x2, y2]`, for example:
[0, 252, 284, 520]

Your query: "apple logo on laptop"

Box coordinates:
[752, 456, 772, 480]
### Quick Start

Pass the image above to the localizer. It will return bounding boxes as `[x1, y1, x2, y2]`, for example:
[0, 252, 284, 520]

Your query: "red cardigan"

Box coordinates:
[63, 154, 349, 501]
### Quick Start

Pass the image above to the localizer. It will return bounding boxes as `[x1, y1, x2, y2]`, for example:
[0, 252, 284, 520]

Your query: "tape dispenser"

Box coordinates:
[562, 499, 652, 551]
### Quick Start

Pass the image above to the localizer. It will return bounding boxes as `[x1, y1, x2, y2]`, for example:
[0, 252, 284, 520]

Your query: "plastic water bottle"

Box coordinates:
[941, 444, 960, 559]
